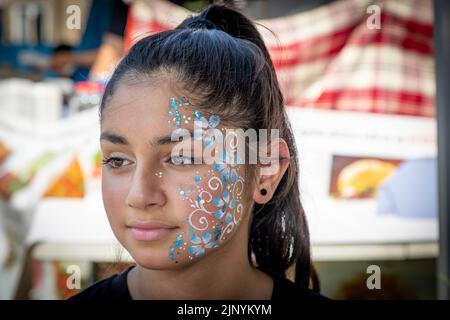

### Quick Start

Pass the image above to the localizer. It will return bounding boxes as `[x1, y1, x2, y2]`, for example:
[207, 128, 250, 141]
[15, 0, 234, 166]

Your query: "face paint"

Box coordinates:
[165, 97, 246, 262]
[168, 231, 186, 263]
[182, 150, 245, 261]
[167, 97, 191, 127]
[178, 184, 193, 200]
[194, 113, 221, 149]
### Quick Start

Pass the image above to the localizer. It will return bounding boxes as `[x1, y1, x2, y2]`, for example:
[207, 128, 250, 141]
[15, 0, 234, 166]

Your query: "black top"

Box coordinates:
[69, 267, 329, 300]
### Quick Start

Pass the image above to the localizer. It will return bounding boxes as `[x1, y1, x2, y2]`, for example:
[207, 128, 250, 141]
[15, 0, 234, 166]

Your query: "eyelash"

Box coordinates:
[101, 156, 132, 170]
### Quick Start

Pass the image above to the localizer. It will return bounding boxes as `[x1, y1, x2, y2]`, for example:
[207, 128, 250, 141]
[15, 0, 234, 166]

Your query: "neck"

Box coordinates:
[127, 221, 273, 299]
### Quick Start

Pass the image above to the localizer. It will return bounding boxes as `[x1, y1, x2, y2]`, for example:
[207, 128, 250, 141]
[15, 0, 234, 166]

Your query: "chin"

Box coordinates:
[133, 253, 190, 270]
[126, 241, 188, 270]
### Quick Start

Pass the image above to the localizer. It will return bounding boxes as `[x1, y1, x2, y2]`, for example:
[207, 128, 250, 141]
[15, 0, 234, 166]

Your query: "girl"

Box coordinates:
[71, 1, 327, 300]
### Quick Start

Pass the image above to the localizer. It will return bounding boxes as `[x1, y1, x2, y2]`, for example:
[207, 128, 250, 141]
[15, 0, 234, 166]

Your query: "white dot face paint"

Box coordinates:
[100, 81, 249, 270]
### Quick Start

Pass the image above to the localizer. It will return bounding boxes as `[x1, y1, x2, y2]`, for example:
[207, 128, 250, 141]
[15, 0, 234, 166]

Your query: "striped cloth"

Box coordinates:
[124, 0, 435, 117]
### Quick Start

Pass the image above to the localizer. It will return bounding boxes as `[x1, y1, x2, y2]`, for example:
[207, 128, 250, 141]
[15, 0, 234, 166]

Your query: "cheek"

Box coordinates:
[167, 165, 246, 263]
[101, 172, 127, 223]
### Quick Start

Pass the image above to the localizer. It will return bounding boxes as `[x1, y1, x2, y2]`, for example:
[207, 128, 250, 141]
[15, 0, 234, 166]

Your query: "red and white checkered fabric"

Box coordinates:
[124, 0, 435, 117]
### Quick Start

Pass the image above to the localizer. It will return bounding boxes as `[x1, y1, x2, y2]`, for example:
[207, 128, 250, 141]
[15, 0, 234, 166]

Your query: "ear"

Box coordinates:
[253, 138, 290, 204]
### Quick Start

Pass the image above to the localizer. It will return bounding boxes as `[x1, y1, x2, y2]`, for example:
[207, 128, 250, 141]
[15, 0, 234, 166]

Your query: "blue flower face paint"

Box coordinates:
[165, 97, 246, 263]
[167, 97, 191, 127]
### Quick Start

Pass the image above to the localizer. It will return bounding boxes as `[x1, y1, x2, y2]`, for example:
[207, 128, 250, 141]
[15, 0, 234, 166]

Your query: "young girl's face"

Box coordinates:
[100, 79, 248, 269]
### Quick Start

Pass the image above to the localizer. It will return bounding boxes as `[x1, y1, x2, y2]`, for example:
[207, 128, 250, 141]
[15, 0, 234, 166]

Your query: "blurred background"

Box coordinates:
[0, 0, 449, 300]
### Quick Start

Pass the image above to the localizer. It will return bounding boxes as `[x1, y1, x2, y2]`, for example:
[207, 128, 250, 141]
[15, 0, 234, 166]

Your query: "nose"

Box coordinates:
[126, 164, 166, 210]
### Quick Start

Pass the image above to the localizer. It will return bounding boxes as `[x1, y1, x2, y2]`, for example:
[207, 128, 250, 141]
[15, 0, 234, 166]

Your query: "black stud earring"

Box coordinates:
[260, 188, 268, 196]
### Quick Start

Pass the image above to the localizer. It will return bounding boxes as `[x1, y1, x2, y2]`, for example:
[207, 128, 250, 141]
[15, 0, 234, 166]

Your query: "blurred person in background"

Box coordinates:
[89, 0, 218, 79]
[49, 0, 129, 81]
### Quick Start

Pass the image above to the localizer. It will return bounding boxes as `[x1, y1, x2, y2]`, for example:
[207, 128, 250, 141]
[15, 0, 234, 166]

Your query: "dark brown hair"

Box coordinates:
[100, 1, 320, 292]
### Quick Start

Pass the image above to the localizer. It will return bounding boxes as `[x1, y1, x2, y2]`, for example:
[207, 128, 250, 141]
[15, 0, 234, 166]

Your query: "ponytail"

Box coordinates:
[195, 2, 321, 291]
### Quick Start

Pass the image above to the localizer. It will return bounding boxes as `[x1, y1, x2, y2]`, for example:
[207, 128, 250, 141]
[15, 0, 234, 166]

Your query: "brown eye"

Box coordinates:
[102, 157, 131, 169]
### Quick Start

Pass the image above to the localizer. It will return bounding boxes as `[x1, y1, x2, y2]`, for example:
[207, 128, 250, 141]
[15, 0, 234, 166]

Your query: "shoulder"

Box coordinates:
[68, 267, 133, 300]
[271, 276, 330, 301]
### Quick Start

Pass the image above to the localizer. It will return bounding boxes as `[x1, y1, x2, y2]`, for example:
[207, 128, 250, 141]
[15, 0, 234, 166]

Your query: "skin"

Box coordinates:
[100, 76, 290, 299]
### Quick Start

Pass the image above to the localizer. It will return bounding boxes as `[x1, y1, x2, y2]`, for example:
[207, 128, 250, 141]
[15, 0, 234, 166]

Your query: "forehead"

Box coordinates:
[101, 79, 195, 137]
[102, 80, 170, 124]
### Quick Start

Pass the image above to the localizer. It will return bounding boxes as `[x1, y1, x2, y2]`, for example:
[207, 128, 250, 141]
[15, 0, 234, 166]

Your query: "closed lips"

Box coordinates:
[127, 220, 178, 241]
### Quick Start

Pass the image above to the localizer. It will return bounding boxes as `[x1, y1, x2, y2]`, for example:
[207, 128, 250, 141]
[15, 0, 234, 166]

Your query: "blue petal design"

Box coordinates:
[208, 115, 221, 128]
[230, 169, 238, 183]
[215, 210, 225, 220]
[195, 117, 209, 128]
[219, 150, 227, 162]
[205, 242, 216, 249]
[190, 233, 202, 245]
[204, 135, 213, 148]
[188, 246, 199, 255]
[222, 191, 230, 203]
[225, 213, 232, 224]
[221, 169, 229, 183]
[229, 198, 236, 209]
[202, 232, 212, 243]
[214, 196, 224, 207]
[194, 111, 202, 119]
[214, 163, 226, 172]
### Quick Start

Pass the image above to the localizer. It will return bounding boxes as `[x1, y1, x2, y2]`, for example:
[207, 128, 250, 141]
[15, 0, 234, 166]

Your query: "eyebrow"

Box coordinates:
[100, 130, 195, 147]
[100, 132, 129, 145]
